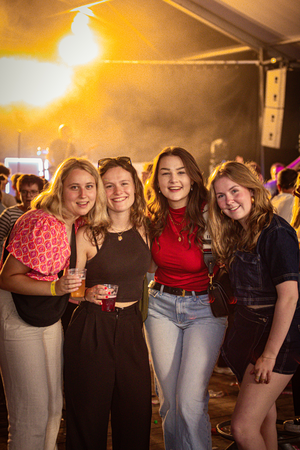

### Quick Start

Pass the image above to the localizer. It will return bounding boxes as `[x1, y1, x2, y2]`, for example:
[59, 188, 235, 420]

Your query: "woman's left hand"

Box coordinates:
[250, 355, 276, 384]
[84, 285, 109, 305]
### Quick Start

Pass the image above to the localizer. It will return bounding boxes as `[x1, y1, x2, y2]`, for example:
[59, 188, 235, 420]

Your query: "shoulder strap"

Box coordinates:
[92, 230, 100, 251]
[202, 208, 216, 277]
[69, 224, 77, 269]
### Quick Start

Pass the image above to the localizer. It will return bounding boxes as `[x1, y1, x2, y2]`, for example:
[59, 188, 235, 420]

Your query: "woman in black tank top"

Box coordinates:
[64, 157, 152, 450]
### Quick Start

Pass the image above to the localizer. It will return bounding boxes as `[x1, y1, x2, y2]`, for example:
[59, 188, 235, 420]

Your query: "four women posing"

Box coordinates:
[0, 152, 299, 450]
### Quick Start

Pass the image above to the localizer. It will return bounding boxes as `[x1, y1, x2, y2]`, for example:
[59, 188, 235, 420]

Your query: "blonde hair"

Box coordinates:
[207, 161, 273, 266]
[32, 157, 109, 227]
[291, 172, 300, 230]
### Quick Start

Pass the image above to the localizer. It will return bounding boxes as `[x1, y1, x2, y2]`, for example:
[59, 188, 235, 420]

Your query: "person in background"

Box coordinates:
[64, 156, 152, 450]
[265, 162, 285, 198]
[48, 124, 77, 178]
[271, 168, 297, 223]
[270, 162, 285, 182]
[208, 161, 300, 450]
[0, 164, 16, 208]
[145, 146, 227, 450]
[0, 177, 6, 215]
[0, 158, 106, 450]
[247, 161, 264, 184]
[10, 173, 22, 204]
[0, 174, 45, 263]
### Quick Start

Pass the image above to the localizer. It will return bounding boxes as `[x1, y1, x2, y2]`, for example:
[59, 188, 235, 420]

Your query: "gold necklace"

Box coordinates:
[110, 225, 131, 241]
[169, 212, 185, 226]
[169, 213, 184, 242]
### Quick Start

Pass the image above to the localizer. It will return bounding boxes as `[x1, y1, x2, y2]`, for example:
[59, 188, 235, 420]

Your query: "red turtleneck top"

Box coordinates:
[151, 206, 212, 292]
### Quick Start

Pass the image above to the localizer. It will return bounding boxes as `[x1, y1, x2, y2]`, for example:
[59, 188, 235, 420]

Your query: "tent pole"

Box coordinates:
[258, 48, 265, 178]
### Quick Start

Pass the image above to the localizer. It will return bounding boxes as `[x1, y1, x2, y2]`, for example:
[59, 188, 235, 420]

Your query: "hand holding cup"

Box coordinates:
[84, 284, 118, 311]
[66, 268, 87, 297]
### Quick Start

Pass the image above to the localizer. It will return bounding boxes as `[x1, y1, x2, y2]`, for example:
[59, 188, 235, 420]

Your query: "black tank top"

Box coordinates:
[86, 228, 151, 303]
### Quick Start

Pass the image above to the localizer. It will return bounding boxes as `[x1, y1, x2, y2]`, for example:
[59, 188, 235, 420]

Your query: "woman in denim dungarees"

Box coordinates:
[145, 147, 227, 450]
[208, 161, 300, 450]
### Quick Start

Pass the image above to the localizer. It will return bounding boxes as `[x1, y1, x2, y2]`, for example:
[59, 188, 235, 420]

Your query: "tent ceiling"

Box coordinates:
[164, 0, 300, 63]
[1, 0, 299, 65]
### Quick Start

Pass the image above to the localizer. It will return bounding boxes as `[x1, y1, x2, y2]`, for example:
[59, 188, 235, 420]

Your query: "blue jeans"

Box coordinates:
[145, 288, 227, 450]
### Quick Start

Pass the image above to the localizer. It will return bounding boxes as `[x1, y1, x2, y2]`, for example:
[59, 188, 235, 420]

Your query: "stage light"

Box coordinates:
[0, 58, 72, 106]
[58, 12, 100, 66]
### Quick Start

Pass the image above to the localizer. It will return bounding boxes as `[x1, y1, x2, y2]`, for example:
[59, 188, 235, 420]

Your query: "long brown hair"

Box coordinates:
[147, 146, 208, 247]
[207, 161, 273, 266]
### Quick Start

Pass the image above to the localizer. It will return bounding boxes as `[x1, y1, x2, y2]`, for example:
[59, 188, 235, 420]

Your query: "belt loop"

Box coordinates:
[182, 289, 185, 297]
[160, 285, 164, 294]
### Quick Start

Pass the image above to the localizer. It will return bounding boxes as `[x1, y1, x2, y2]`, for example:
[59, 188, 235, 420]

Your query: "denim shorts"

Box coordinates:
[222, 305, 300, 383]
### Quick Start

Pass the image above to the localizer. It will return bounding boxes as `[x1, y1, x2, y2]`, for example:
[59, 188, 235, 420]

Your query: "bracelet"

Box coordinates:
[50, 281, 57, 296]
[262, 355, 276, 360]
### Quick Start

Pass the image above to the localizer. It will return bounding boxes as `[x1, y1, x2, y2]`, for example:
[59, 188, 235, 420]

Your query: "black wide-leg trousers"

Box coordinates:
[64, 301, 152, 450]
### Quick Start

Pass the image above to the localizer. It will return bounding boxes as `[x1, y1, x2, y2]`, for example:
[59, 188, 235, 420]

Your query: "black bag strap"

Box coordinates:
[202, 207, 217, 283]
[69, 224, 77, 269]
[58, 224, 76, 278]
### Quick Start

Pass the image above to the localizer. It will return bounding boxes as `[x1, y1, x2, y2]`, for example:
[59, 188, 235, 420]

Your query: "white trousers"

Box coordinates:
[0, 290, 63, 450]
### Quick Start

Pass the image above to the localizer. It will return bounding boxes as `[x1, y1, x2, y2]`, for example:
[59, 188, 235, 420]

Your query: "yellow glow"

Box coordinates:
[58, 12, 100, 66]
[72, 6, 95, 18]
[0, 57, 72, 106]
[70, 0, 111, 14]
[72, 13, 90, 34]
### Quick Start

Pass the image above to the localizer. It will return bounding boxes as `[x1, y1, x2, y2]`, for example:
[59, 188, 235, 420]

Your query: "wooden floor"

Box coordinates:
[0, 370, 298, 450]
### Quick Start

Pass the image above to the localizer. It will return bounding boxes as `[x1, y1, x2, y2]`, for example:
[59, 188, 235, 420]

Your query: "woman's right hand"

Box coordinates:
[54, 273, 82, 296]
[84, 285, 109, 305]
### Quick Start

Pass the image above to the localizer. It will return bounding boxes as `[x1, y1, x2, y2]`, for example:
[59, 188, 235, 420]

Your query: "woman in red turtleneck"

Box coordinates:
[145, 146, 227, 450]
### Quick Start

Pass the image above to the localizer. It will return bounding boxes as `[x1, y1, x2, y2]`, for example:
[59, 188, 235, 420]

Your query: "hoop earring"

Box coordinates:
[220, 210, 224, 216]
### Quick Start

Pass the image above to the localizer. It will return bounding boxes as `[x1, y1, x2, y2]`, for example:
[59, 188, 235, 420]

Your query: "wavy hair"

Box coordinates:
[32, 157, 109, 228]
[291, 172, 300, 230]
[95, 158, 148, 239]
[147, 146, 208, 246]
[207, 161, 273, 267]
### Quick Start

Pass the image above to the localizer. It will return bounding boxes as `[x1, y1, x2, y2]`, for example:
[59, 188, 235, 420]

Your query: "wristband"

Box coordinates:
[51, 281, 57, 296]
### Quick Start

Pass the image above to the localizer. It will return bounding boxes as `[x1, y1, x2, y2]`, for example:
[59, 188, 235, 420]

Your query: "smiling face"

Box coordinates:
[214, 176, 253, 229]
[62, 168, 97, 220]
[102, 166, 135, 215]
[157, 155, 193, 209]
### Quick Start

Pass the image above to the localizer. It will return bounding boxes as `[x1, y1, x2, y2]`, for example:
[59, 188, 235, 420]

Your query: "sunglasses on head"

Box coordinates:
[98, 156, 132, 168]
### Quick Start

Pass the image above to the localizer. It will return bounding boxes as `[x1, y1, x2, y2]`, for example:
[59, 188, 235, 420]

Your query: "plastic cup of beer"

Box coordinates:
[101, 284, 119, 312]
[67, 268, 87, 298]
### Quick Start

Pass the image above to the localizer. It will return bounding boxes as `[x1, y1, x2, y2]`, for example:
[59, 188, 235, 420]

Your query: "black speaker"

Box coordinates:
[261, 68, 300, 150]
